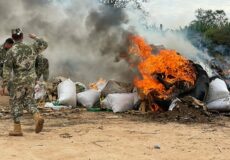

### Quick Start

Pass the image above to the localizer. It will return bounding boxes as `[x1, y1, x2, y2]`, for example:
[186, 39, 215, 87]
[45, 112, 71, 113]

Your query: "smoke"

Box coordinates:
[85, 6, 130, 57]
[0, 0, 218, 84]
[122, 2, 215, 76]
[0, 0, 138, 83]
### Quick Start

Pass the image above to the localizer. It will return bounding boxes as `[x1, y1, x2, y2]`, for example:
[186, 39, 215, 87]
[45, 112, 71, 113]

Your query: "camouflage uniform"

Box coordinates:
[0, 45, 13, 96]
[2, 38, 48, 123]
[35, 54, 49, 81]
[0, 45, 8, 77]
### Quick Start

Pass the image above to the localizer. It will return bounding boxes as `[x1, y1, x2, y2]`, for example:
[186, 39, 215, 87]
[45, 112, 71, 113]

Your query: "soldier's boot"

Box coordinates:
[33, 113, 44, 133]
[9, 123, 23, 136]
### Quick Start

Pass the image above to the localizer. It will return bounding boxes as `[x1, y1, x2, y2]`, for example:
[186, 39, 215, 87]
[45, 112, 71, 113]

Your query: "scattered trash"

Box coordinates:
[59, 133, 72, 138]
[180, 96, 207, 111]
[154, 144, 161, 149]
[58, 79, 76, 107]
[77, 89, 101, 108]
[34, 81, 47, 100]
[44, 102, 72, 110]
[168, 98, 182, 111]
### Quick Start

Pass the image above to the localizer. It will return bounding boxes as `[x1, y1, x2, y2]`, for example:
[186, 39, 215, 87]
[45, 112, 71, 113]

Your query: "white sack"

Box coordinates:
[207, 96, 230, 111]
[77, 89, 100, 108]
[58, 79, 76, 107]
[102, 93, 135, 113]
[206, 78, 229, 103]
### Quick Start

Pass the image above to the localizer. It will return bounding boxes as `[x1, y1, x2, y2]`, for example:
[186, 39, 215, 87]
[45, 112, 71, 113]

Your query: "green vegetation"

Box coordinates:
[188, 9, 230, 49]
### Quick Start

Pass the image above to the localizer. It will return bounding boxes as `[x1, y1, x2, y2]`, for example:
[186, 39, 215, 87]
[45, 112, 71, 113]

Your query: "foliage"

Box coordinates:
[189, 9, 228, 32]
[188, 9, 230, 54]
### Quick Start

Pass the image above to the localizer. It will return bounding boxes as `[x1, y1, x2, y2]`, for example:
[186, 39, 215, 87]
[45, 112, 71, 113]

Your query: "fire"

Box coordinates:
[89, 78, 106, 90]
[129, 35, 197, 100]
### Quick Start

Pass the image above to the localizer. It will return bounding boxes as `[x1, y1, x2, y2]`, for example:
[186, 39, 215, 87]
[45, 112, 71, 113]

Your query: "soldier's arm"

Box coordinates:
[29, 33, 48, 54]
[2, 51, 13, 88]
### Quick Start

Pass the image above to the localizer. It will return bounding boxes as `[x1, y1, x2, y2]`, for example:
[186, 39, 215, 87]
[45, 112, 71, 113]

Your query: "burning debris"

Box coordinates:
[129, 35, 197, 100]
[1, 0, 228, 121]
[124, 35, 202, 111]
[35, 34, 229, 118]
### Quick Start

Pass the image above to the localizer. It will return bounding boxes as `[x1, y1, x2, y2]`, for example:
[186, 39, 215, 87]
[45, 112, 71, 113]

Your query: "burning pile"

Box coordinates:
[128, 35, 197, 101]
[33, 29, 230, 117]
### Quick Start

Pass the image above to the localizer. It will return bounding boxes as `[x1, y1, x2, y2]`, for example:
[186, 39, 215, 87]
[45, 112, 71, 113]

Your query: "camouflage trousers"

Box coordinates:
[9, 84, 39, 123]
[7, 80, 13, 97]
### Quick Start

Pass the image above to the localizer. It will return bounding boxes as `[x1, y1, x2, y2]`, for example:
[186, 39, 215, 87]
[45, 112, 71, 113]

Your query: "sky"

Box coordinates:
[138, 0, 230, 29]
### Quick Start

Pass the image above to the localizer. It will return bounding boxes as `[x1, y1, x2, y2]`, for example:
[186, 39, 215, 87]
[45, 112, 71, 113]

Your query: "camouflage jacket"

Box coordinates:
[0, 45, 8, 77]
[2, 38, 48, 87]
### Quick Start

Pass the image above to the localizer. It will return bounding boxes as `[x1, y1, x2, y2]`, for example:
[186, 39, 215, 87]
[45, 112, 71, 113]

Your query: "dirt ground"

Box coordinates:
[0, 96, 229, 160]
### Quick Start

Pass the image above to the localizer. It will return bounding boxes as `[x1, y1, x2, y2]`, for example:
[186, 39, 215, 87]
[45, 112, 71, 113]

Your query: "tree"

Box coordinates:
[189, 9, 228, 32]
[187, 9, 230, 55]
[99, 0, 148, 9]
[205, 23, 230, 46]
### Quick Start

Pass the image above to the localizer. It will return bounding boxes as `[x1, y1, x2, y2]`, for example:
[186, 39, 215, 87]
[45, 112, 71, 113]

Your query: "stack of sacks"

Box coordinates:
[77, 79, 107, 108]
[76, 79, 140, 112]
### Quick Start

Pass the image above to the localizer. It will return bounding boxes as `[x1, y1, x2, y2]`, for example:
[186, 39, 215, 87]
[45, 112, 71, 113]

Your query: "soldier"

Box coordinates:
[0, 38, 14, 96]
[0, 38, 14, 78]
[35, 54, 49, 81]
[0, 28, 48, 136]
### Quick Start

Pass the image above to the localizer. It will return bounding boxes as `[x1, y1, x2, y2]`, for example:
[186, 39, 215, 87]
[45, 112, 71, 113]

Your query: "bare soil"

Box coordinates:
[0, 96, 229, 160]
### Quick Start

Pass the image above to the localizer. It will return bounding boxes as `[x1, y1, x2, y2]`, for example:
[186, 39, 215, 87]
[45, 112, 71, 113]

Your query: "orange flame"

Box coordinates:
[129, 35, 197, 100]
[89, 78, 106, 90]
